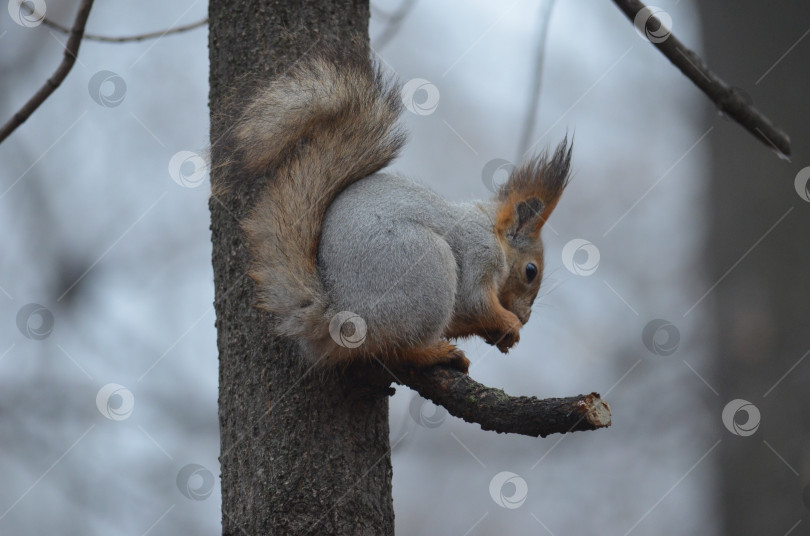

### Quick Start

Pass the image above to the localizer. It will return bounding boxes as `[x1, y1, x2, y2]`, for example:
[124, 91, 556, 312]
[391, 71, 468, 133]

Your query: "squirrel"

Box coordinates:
[233, 53, 571, 373]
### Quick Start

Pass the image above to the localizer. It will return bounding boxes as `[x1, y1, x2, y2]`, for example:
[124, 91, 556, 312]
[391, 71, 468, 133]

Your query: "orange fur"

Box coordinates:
[393, 341, 470, 372]
[446, 287, 523, 353]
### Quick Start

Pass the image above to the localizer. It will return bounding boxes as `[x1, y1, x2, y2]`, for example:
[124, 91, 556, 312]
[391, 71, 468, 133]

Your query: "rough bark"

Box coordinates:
[699, 2, 810, 534]
[208, 2, 394, 535]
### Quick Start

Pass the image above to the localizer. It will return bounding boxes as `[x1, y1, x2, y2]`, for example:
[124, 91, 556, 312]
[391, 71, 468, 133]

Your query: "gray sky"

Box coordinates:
[0, 0, 723, 534]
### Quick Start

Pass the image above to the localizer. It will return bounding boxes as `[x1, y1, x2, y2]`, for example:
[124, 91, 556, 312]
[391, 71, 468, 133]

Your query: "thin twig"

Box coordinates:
[43, 16, 207, 43]
[392, 366, 612, 437]
[371, 0, 417, 50]
[0, 0, 95, 144]
[17, 2, 207, 43]
[517, 0, 556, 158]
[611, 0, 791, 157]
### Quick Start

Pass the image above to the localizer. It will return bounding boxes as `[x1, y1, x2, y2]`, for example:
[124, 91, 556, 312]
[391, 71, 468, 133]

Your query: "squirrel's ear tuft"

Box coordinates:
[495, 137, 572, 242]
[539, 136, 574, 205]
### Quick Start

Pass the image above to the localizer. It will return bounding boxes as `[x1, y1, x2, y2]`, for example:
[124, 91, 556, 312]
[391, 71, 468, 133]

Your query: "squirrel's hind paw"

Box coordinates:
[397, 341, 470, 374]
[445, 347, 471, 374]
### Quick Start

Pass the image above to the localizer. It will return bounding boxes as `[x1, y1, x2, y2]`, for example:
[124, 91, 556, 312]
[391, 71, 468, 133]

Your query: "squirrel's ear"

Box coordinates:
[509, 197, 544, 239]
[495, 138, 572, 242]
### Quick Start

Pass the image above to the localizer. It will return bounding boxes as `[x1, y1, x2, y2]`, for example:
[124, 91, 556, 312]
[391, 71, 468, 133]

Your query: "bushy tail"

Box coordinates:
[236, 55, 405, 340]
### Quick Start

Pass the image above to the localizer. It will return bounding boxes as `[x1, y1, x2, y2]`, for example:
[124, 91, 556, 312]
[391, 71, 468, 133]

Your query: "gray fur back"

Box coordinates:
[318, 174, 505, 352]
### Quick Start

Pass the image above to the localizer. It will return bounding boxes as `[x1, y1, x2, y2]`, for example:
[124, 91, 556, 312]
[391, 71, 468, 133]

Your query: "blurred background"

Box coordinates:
[1, 0, 808, 534]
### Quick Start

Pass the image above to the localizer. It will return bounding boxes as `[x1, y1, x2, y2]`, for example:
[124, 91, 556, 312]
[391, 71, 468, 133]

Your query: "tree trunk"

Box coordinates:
[699, 2, 810, 534]
[208, 2, 395, 534]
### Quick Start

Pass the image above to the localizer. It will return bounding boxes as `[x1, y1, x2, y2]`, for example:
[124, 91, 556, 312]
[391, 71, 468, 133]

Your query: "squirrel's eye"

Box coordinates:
[525, 262, 538, 283]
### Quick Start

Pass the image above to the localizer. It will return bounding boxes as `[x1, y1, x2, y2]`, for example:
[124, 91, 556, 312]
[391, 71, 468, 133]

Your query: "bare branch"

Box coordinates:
[517, 0, 556, 159]
[17, 1, 207, 43]
[611, 0, 791, 157]
[0, 0, 95, 144]
[394, 366, 611, 438]
[41, 15, 208, 43]
[371, 0, 417, 50]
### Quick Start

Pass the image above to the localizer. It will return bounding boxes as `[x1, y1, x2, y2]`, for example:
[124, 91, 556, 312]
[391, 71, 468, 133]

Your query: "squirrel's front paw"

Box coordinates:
[498, 329, 519, 353]
[484, 326, 521, 353]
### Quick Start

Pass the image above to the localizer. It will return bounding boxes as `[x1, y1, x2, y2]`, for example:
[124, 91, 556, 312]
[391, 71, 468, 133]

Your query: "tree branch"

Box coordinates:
[517, 0, 556, 159]
[392, 366, 611, 438]
[611, 0, 791, 157]
[0, 0, 94, 144]
[371, 0, 417, 50]
[39, 14, 208, 43]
